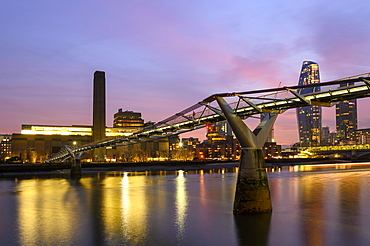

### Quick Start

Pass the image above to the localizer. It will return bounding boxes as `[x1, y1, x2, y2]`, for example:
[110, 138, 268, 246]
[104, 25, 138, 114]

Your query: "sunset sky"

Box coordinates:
[1, 0, 370, 146]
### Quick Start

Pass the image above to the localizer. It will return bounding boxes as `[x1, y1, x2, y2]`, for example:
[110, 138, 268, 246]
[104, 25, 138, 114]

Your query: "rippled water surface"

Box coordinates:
[1, 164, 370, 245]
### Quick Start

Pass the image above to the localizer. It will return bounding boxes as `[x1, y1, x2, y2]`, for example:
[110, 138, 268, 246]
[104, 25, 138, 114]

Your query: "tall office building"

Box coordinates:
[296, 61, 322, 147]
[321, 126, 330, 145]
[93, 71, 106, 160]
[336, 82, 357, 143]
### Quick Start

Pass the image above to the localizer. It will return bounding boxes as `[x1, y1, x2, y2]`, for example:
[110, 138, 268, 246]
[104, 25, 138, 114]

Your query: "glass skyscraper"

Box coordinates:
[296, 61, 322, 147]
[336, 82, 358, 143]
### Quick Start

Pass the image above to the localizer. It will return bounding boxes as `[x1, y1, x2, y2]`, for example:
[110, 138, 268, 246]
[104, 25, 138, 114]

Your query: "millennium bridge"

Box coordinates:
[46, 72, 370, 214]
[46, 73, 370, 163]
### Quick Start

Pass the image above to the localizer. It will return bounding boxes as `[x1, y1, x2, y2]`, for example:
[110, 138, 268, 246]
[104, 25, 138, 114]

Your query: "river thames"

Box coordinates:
[1, 163, 370, 245]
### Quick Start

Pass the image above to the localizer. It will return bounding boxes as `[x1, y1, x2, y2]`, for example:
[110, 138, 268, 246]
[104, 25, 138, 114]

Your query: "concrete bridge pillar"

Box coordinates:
[234, 148, 272, 213]
[216, 97, 277, 214]
[70, 158, 82, 178]
[65, 146, 82, 179]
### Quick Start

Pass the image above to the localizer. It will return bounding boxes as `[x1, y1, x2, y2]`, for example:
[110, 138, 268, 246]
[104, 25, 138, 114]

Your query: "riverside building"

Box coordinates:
[296, 61, 322, 147]
[11, 124, 133, 163]
[0, 134, 12, 162]
[336, 82, 358, 144]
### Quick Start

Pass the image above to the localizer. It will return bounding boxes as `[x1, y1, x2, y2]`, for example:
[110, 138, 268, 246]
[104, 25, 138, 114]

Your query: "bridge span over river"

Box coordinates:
[47, 73, 370, 163]
[47, 72, 370, 214]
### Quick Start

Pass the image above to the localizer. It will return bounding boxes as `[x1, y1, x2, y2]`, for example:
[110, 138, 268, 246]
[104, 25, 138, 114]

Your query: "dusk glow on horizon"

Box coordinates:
[1, 1, 370, 145]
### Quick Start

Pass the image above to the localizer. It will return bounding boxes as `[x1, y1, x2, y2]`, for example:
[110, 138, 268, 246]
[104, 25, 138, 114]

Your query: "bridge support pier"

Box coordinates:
[65, 146, 83, 179]
[70, 158, 82, 179]
[216, 97, 277, 214]
[234, 148, 272, 213]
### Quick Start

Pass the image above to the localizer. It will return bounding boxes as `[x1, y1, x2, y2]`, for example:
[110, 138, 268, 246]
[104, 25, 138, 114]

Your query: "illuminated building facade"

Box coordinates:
[11, 122, 180, 163]
[117, 136, 174, 162]
[113, 108, 144, 131]
[195, 137, 239, 160]
[206, 122, 232, 144]
[19, 125, 133, 137]
[296, 61, 322, 147]
[263, 142, 281, 158]
[181, 137, 200, 150]
[11, 124, 133, 163]
[0, 134, 12, 161]
[195, 122, 239, 160]
[194, 120, 282, 160]
[336, 82, 358, 144]
[348, 128, 370, 145]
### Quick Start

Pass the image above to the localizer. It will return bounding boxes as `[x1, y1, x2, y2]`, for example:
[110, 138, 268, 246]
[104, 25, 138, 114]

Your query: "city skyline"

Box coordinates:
[1, 1, 370, 145]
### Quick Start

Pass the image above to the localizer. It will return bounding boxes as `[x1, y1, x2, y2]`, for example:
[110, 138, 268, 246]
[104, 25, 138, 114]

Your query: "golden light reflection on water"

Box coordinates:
[175, 170, 188, 241]
[118, 172, 148, 245]
[10, 163, 369, 245]
[300, 174, 326, 245]
[15, 174, 153, 245]
[269, 168, 370, 245]
[7, 165, 370, 245]
[15, 170, 195, 245]
[265, 162, 370, 173]
[199, 170, 206, 202]
[298, 162, 370, 171]
[100, 172, 149, 245]
[16, 179, 82, 245]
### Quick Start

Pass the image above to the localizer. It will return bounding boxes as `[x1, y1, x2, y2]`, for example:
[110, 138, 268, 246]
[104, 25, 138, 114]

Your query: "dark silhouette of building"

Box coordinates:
[321, 126, 330, 145]
[93, 71, 106, 160]
[296, 61, 322, 147]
